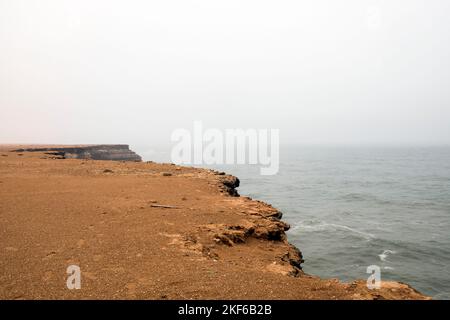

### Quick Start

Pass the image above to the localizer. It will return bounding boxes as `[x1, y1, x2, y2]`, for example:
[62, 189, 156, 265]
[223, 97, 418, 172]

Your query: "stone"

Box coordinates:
[13, 145, 142, 162]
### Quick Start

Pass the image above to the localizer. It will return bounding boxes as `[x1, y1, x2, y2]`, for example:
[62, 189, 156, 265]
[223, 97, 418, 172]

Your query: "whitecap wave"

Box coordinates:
[379, 249, 396, 262]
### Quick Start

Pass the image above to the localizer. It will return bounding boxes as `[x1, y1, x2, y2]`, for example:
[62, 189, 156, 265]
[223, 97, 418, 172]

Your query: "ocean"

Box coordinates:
[139, 146, 450, 299]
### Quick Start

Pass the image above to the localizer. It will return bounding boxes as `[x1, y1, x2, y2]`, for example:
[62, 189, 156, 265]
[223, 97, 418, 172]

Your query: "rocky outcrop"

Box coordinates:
[13, 145, 142, 162]
[210, 170, 240, 196]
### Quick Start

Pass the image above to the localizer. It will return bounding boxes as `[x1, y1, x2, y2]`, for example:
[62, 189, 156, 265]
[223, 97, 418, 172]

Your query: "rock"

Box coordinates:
[13, 145, 142, 162]
[103, 169, 113, 173]
[219, 175, 240, 196]
[161, 172, 172, 177]
[281, 245, 304, 273]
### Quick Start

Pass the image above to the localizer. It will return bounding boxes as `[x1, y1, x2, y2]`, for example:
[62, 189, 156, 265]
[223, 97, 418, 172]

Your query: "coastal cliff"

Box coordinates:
[12, 144, 142, 162]
[0, 145, 429, 300]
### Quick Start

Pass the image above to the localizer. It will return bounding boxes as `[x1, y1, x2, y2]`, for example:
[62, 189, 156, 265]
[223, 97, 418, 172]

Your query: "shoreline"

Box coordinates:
[0, 145, 429, 299]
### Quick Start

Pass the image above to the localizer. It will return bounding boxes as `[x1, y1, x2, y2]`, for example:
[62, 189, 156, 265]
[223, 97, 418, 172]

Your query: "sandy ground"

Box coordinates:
[0, 146, 428, 300]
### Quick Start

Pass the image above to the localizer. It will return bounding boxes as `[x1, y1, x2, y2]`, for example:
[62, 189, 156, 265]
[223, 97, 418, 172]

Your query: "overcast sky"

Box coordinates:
[1, 0, 449, 148]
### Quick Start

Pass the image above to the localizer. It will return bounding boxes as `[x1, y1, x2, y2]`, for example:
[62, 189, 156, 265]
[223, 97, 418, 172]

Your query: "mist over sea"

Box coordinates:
[138, 146, 450, 299]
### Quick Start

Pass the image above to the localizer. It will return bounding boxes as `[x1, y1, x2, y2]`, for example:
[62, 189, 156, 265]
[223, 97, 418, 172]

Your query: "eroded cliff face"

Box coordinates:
[13, 145, 142, 162]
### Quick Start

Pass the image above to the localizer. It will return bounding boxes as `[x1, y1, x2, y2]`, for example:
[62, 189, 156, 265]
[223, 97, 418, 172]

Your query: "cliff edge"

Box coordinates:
[0, 145, 429, 300]
[12, 144, 142, 162]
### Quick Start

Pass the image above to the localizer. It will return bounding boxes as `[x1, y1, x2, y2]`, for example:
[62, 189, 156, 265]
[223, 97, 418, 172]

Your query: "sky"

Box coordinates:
[1, 0, 450, 149]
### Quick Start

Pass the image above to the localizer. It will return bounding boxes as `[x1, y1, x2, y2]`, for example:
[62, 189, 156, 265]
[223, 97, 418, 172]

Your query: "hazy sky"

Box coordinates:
[1, 0, 449, 147]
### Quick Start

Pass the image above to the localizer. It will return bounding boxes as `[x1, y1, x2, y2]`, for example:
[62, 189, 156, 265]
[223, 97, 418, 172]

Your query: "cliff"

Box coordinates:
[12, 144, 142, 162]
[0, 145, 429, 300]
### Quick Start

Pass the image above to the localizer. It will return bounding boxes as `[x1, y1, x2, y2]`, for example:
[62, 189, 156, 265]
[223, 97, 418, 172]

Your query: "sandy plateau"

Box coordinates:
[0, 145, 428, 299]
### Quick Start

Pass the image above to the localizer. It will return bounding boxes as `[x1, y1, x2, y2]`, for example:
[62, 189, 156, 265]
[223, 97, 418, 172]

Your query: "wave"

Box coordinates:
[291, 222, 375, 241]
[379, 249, 396, 262]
